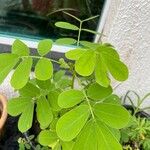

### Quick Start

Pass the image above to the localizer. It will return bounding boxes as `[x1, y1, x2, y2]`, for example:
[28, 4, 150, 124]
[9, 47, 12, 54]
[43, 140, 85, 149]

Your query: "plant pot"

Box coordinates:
[0, 93, 7, 136]
[122, 105, 150, 150]
[124, 105, 150, 118]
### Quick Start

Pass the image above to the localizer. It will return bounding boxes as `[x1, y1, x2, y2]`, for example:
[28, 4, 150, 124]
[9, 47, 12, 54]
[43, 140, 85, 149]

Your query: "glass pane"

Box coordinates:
[0, 0, 105, 41]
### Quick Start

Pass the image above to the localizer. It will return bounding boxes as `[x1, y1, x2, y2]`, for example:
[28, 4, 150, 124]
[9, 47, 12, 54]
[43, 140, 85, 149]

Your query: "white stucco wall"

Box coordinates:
[101, 0, 150, 109]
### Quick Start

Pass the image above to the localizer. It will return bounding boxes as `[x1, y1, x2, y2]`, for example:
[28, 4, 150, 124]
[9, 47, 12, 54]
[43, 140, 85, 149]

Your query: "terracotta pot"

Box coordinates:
[0, 94, 7, 133]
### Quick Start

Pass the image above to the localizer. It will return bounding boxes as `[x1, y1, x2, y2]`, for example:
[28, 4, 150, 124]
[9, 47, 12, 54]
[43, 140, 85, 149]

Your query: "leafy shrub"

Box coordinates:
[1, 13, 131, 150]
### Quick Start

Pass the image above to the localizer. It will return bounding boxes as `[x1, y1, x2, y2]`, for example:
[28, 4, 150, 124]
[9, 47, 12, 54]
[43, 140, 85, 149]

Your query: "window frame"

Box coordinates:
[0, 0, 111, 53]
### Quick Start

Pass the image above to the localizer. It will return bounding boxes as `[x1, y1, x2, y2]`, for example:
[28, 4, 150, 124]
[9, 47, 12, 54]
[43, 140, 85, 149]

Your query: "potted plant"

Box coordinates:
[0, 94, 7, 135]
[120, 91, 150, 150]
[0, 12, 131, 149]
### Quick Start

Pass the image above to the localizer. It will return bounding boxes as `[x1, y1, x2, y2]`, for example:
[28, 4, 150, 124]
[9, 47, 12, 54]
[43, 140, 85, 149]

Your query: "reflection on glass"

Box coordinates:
[0, 0, 105, 41]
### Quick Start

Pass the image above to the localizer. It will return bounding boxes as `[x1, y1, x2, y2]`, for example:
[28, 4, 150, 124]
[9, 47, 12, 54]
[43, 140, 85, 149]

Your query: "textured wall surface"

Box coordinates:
[102, 0, 150, 109]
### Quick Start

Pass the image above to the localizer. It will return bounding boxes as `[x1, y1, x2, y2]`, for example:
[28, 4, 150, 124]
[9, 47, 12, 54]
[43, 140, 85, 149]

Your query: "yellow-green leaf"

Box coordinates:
[55, 38, 77, 45]
[18, 102, 34, 133]
[35, 58, 53, 80]
[12, 39, 30, 56]
[38, 130, 57, 146]
[94, 103, 130, 129]
[87, 83, 112, 101]
[7, 97, 32, 116]
[38, 39, 53, 56]
[36, 96, 53, 129]
[58, 89, 84, 108]
[56, 105, 90, 141]
[73, 120, 122, 150]
[75, 50, 96, 76]
[55, 22, 79, 30]
[95, 56, 110, 87]
[11, 57, 33, 89]
[65, 49, 86, 60]
[0, 53, 19, 84]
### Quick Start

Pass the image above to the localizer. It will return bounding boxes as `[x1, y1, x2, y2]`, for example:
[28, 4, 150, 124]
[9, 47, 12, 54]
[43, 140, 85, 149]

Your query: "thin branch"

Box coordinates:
[63, 11, 81, 22]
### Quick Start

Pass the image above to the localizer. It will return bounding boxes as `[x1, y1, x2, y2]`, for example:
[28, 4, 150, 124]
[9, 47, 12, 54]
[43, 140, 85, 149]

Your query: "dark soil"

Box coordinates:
[0, 115, 21, 150]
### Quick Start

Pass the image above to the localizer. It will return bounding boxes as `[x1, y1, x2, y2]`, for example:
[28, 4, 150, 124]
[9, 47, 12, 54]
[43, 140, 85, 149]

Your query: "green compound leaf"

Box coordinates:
[7, 97, 32, 116]
[36, 79, 53, 90]
[53, 70, 65, 82]
[11, 57, 33, 89]
[94, 103, 130, 129]
[73, 120, 122, 150]
[105, 58, 129, 81]
[0, 53, 19, 84]
[70, 44, 129, 87]
[18, 101, 34, 133]
[82, 28, 101, 35]
[35, 58, 53, 80]
[55, 38, 77, 45]
[19, 82, 40, 98]
[56, 105, 90, 141]
[36, 96, 53, 129]
[58, 89, 84, 108]
[87, 83, 112, 101]
[97, 46, 120, 60]
[80, 41, 99, 50]
[59, 58, 70, 69]
[65, 49, 86, 60]
[37, 39, 53, 56]
[38, 130, 58, 146]
[61, 141, 74, 150]
[103, 94, 121, 105]
[75, 50, 96, 76]
[12, 39, 30, 56]
[48, 90, 61, 111]
[95, 56, 110, 87]
[55, 22, 79, 30]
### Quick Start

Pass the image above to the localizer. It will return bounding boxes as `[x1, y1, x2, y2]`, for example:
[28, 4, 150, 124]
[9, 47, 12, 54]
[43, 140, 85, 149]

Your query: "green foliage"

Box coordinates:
[11, 57, 33, 89]
[55, 38, 77, 45]
[55, 22, 79, 30]
[36, 96, 53, 129]
[121, 117, 150, 150]
[58, 89, 84, 108]
[56, 105, 90, 141]
[73, 120, 122, 150]
[12, 39, 30, 56]
[0, 53, 19, 84]
[87, 82, 112, 100]
[38, 130, 58, 146]
[121, 91, 150, 150]
[18, 101, 34, 133]
[38, 39, 53, 56]
[2, 13, 131, 150]
[35, 58, 53, 80]
[66, 44, 129, 87]
[94, 103, 130, 129]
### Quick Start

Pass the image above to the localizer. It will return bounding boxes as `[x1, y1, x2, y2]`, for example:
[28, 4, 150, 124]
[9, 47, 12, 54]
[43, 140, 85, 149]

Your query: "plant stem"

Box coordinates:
[75, 75, 95, 120]
[83, 90, 95, 120]
[21, 56, 60, 64]
[71, 74, 75, 89]
[77, 21, 82, 46]
[134, 93, 150, 115]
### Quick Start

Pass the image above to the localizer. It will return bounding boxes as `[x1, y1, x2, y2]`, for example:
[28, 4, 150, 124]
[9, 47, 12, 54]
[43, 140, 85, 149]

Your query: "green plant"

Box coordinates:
[123, 91, 150, 115]
[121, 91, 150, 150]
[121, 117, 150, 150]
[1, 13, 131, 150]
[18, 135, 49, 150]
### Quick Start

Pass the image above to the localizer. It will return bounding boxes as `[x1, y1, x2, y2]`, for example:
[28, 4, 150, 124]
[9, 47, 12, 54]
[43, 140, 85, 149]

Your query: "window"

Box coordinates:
[0, 0, 105, 42]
